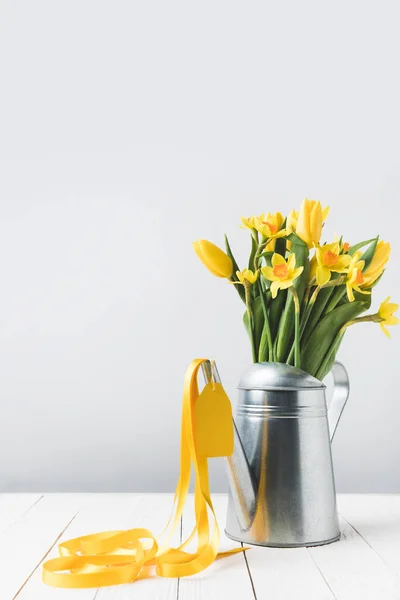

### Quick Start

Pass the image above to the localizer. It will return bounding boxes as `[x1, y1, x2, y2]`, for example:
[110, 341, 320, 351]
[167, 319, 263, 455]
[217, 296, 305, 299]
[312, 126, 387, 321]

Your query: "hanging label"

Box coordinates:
[195, 382, 234, 458]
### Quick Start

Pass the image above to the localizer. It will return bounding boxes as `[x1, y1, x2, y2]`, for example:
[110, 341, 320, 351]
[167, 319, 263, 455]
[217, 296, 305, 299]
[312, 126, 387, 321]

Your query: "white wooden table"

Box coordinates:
[1, 493, 400, 599]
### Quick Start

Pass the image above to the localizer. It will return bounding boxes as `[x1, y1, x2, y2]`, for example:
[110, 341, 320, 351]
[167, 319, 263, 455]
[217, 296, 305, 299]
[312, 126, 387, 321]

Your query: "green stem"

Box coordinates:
[253, 237, 273, 271]
[290, 286, 301, 368]
[245, 284, 257, 362]
[315, 327, 346, 380]
[325, 286, 346, 314]
[287, 285, 320, 364]
[257, 280, 274, 362]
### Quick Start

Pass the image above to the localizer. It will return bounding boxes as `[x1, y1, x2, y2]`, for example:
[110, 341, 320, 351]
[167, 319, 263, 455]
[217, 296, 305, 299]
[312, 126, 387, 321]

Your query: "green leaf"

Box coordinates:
[301, 301, 369, 377]
[348, 237, 377, 257]
[258, 323, 269, 362]
[315, 330, 345, 381]
[301, 286, 335, 347]
[275, 234, 310, 362]
[324, 286, 347, 314]
[243, 295, 265, 357]
[224, 234, 245, 303]
[269, 289, 287, 340]
[360, 236, 379, 270]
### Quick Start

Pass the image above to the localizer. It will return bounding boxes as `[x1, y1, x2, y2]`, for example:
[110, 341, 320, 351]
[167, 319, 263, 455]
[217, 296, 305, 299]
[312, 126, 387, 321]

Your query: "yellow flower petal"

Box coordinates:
[292, 266, 304, 280]
[322, 205, 330, 221]
[278, 279, 295, 290]
[261, 266, 276, 281]
[287, 253, 296, 270]
[332, 254, 351, 272]
[309, 201, 323, 246]
[380, 322, 391, 338]
[346, 282, 355, 302]
[271, 253, 286, 267]
[270, 280, 280, 298]
[316, 265, 331, 286]
[385, 316, 400, 326]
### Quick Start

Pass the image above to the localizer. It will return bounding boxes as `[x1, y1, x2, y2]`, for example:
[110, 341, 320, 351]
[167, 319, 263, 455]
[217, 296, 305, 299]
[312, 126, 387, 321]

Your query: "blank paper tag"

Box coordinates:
[195, 382, 234, 458]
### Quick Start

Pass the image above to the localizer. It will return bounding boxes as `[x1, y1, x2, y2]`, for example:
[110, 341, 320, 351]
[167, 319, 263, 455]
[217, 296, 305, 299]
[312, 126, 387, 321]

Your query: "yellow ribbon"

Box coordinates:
[42, 358, 246, 589]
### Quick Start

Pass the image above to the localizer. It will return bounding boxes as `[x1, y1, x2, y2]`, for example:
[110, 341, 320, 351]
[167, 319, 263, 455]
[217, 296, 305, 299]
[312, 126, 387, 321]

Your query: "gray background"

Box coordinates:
[0, 0, 399, 493]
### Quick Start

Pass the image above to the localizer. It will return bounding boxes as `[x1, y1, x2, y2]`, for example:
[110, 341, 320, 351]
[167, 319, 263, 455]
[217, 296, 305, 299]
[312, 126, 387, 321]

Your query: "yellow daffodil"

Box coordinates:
[241, 212, 286, 247]
[236, 269, 259, 285]
[377, 297, 399, 337]
[289, 199, 330, 248]
[193, 239, 233, 278]
[253, 211, 286, 241]
[261, 253, 304, 299]
[241, 216, 258, 230]
[361, 241, 391, 287]
[312, 241, 351, 285]
[345, 252, 370, 302]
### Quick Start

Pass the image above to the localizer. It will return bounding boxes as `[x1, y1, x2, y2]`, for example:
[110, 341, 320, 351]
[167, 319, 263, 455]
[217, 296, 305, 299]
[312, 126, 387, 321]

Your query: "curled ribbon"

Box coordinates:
[42, 358, 246, 588]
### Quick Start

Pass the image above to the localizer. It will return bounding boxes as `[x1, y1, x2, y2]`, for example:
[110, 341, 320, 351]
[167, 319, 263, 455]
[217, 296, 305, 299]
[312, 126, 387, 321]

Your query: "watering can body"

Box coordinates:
[203, 361, 349, 547]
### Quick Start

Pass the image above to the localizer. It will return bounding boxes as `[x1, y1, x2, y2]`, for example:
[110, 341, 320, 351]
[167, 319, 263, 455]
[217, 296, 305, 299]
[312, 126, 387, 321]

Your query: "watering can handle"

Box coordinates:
[328, 362, 350, 442]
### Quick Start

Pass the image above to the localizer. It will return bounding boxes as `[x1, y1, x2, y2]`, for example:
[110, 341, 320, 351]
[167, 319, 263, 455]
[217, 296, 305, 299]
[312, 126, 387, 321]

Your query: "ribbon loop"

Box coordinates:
[42, 359, 246, 589]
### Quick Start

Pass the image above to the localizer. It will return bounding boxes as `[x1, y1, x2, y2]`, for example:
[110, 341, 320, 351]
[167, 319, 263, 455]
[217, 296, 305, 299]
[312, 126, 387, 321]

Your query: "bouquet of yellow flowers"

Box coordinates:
[194, 199, 399, 380]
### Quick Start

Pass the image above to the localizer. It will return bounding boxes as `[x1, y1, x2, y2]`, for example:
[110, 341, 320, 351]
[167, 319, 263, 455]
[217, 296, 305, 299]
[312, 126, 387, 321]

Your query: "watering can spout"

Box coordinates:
[201, 361, 257, 531]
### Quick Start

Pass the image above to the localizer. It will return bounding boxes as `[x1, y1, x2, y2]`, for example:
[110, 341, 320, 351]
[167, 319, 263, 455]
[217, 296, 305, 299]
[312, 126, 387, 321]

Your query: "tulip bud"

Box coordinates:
[193, 239, 233, 278]
[295, 199, 329, 248]
[362, 241, 391, 287]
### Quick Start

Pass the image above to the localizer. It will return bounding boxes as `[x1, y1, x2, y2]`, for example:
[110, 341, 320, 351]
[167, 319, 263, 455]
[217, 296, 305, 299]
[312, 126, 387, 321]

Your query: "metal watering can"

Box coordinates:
[202, 360, 349, 547]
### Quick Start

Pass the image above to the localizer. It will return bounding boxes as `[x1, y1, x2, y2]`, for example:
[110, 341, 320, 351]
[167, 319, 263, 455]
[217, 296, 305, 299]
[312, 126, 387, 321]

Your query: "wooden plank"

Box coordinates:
[0, 493, 84, 599]
[179, 494, 255, 600]
[245, 538, 334, 599]
[16, 494, 179, 600]
[308, 514, 400, 599]
[338, 494, 400, 579]
[95, 494, 180, 600]
[0, 494, 43, 533]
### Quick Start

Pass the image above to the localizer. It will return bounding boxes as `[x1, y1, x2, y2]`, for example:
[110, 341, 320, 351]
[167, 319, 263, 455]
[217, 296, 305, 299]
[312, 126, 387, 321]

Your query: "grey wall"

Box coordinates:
[0, 0, 399, 493]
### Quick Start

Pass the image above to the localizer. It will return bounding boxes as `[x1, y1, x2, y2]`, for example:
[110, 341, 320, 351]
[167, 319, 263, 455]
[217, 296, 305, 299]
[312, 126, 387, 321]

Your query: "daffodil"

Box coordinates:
[193, 239, 233, 278]
[376, 297, 400, 337]
[361, 241, 391, 288]
[345, 252, 370, 302]
[236, 269, 259, 285]
[240, 216, 258, 230]
[312, 241, 351, 285]
[261, 253, 304, 299]
[253, 212, 286, 243]
[241, 212, 286, 246]
[289, 199, 330, 248]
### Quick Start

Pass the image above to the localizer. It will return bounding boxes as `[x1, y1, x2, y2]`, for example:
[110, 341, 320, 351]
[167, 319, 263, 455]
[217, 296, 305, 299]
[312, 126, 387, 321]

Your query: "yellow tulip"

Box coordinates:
[377, 296, 399, 337]
[193, 239, 233, 278]
[313, 241, 351, 285]
[261, 253, 304, 298]
[236, 269, 259, 285]
[345, 252, 370, 302]
[287, 209, 298, 233]
[362, 241, 391, 287]
[291, 199, 330, 248]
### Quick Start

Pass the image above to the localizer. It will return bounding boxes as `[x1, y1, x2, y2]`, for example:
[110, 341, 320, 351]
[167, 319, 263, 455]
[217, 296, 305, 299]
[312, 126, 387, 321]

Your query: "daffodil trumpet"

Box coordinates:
[193, 201, 397, 379]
